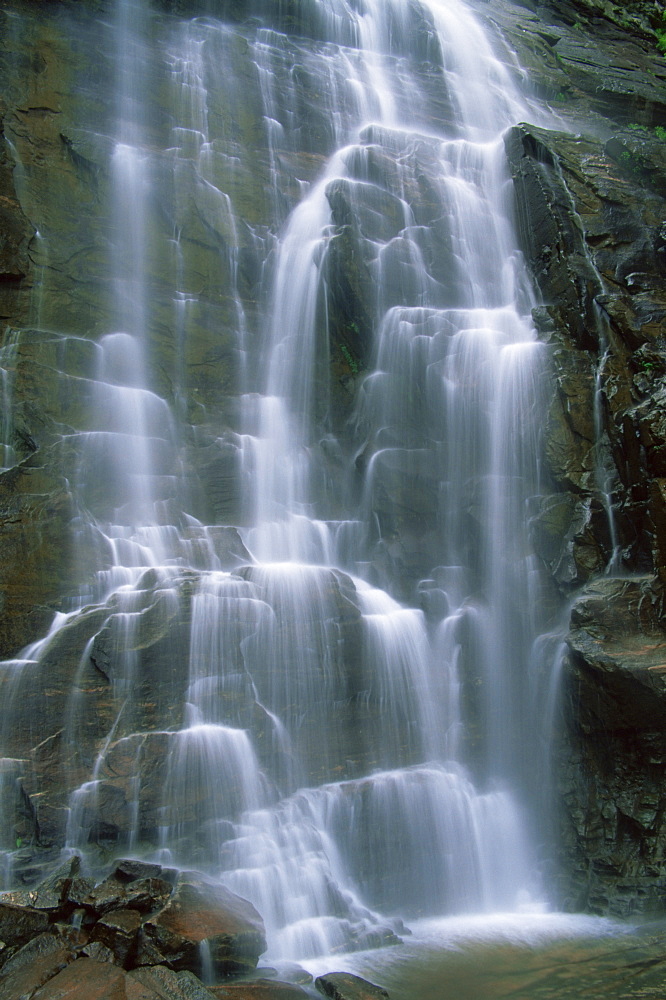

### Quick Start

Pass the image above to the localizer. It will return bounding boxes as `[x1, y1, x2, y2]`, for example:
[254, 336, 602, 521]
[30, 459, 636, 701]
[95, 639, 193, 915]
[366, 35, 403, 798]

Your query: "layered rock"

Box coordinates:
[497, 0, 666, 913]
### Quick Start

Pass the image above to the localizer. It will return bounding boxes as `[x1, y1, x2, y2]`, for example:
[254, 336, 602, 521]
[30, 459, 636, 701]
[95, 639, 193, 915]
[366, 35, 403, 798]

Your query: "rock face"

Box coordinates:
[0, 0, 665, 924]
[558, 578, 666, 914]
[494, 0, 666, 913]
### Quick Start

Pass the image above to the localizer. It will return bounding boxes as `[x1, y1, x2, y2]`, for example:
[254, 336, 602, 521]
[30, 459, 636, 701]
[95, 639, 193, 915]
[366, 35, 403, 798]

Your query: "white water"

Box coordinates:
[0, 0, 570, 968]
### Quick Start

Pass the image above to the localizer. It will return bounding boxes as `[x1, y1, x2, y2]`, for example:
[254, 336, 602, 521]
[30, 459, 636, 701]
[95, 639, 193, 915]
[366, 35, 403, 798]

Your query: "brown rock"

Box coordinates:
[0, 931, 76, 997]
[210, 979, 311, 1000]
[141, 872, 266, 979]
[29, 957, 129, 1000]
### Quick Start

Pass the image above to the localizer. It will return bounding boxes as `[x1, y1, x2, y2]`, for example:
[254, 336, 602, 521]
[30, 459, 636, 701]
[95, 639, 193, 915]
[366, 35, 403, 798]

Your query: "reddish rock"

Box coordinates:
[141, 872, 266, 979]
[210, 978, 311, 1000]
[0, 931, 76, 997]
[29, 957, 130, 999]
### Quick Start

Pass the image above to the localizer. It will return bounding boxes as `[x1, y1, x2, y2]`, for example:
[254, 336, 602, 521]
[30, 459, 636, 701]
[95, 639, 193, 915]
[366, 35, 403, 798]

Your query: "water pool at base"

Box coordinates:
[301, 915, 666, 1000]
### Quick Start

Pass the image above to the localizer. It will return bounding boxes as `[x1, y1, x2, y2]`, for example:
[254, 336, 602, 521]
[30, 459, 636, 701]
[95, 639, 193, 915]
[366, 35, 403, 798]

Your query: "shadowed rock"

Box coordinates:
[315, 972, 390, 1000]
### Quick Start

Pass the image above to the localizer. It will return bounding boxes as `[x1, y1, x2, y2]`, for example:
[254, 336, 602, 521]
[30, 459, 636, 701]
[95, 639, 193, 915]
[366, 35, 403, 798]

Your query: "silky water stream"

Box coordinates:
[0, 0, 638, 988]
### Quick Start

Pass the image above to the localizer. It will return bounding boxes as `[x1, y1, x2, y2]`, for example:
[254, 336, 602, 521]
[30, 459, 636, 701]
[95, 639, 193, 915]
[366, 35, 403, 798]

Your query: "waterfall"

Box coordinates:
[0, 0, 562, 965]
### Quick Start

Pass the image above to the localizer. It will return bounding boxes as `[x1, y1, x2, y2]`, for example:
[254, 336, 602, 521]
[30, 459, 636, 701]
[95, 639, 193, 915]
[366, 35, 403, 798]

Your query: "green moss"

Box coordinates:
[340, 343, 359, 375]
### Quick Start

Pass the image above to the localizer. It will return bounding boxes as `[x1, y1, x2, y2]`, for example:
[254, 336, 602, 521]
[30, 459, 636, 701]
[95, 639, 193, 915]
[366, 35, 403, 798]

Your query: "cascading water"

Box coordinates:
[0, 0, 570, 969]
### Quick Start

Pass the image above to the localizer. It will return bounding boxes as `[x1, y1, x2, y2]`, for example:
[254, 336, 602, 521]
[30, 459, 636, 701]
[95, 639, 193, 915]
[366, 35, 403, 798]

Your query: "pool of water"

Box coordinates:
[300, 914, 666, 1000]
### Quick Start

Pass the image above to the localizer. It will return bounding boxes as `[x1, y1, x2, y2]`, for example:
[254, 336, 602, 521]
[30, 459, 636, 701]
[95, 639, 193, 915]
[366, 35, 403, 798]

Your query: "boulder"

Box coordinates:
[84, 874, 174, 917]
[29, 957, 130, 1000]
[315, 973, 390, 1000]
[140, 872, 266, 979]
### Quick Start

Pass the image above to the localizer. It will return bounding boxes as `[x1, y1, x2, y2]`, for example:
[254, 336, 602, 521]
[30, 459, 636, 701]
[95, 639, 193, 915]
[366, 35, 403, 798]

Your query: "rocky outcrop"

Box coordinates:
[497, 0, 666, 913]
[0, 857, 270, 998]
[0, 855, 393, 998]
[556, 578, 666, 914]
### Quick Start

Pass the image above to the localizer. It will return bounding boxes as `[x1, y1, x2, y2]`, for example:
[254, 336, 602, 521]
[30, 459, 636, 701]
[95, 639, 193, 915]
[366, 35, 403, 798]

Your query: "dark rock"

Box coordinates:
[128, 965, 218, 999]
[83, 873, 175, 918]
[557, 577, 666, 915]
[81, 940, 118, 964]
[140, 872, 266, 979]
[0, 854, 82, 914]
[89, 907, 142, 967]
[114, 860, 167, 883]
[0, 900, 49, 948]
[315, 972, 390, 1000]
[83, 876, 136, 916]
[0, 931, 76, 996]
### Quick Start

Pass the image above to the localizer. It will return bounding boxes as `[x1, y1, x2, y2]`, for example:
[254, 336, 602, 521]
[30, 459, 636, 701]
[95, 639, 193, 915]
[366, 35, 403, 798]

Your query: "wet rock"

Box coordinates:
[557, 577, 666, 915]
[315, 972, 390, 1000]
[0, 900, 49, 949]
[89, 907, 142, 967]
[114, 860, 167, 883]
[0, 854, 84, 915]
[84, 874, 175, 917]
[128, 965, 218, 999]
[140, 872, 266, 979]
[0, 931, 76, 996]
[210, 979, 311, 999]
[81, 940, 118, 964]
[0, 114, 33, 302]
[29, 957, 130, 1000]
[272, 965, 313, 985]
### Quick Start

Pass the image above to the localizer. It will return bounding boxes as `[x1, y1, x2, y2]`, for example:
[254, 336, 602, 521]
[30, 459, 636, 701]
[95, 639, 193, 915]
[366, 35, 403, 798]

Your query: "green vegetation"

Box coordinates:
[656, 6, 666, 53]
[626, 123, 666, 140]
[340, 343, 360, 374]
